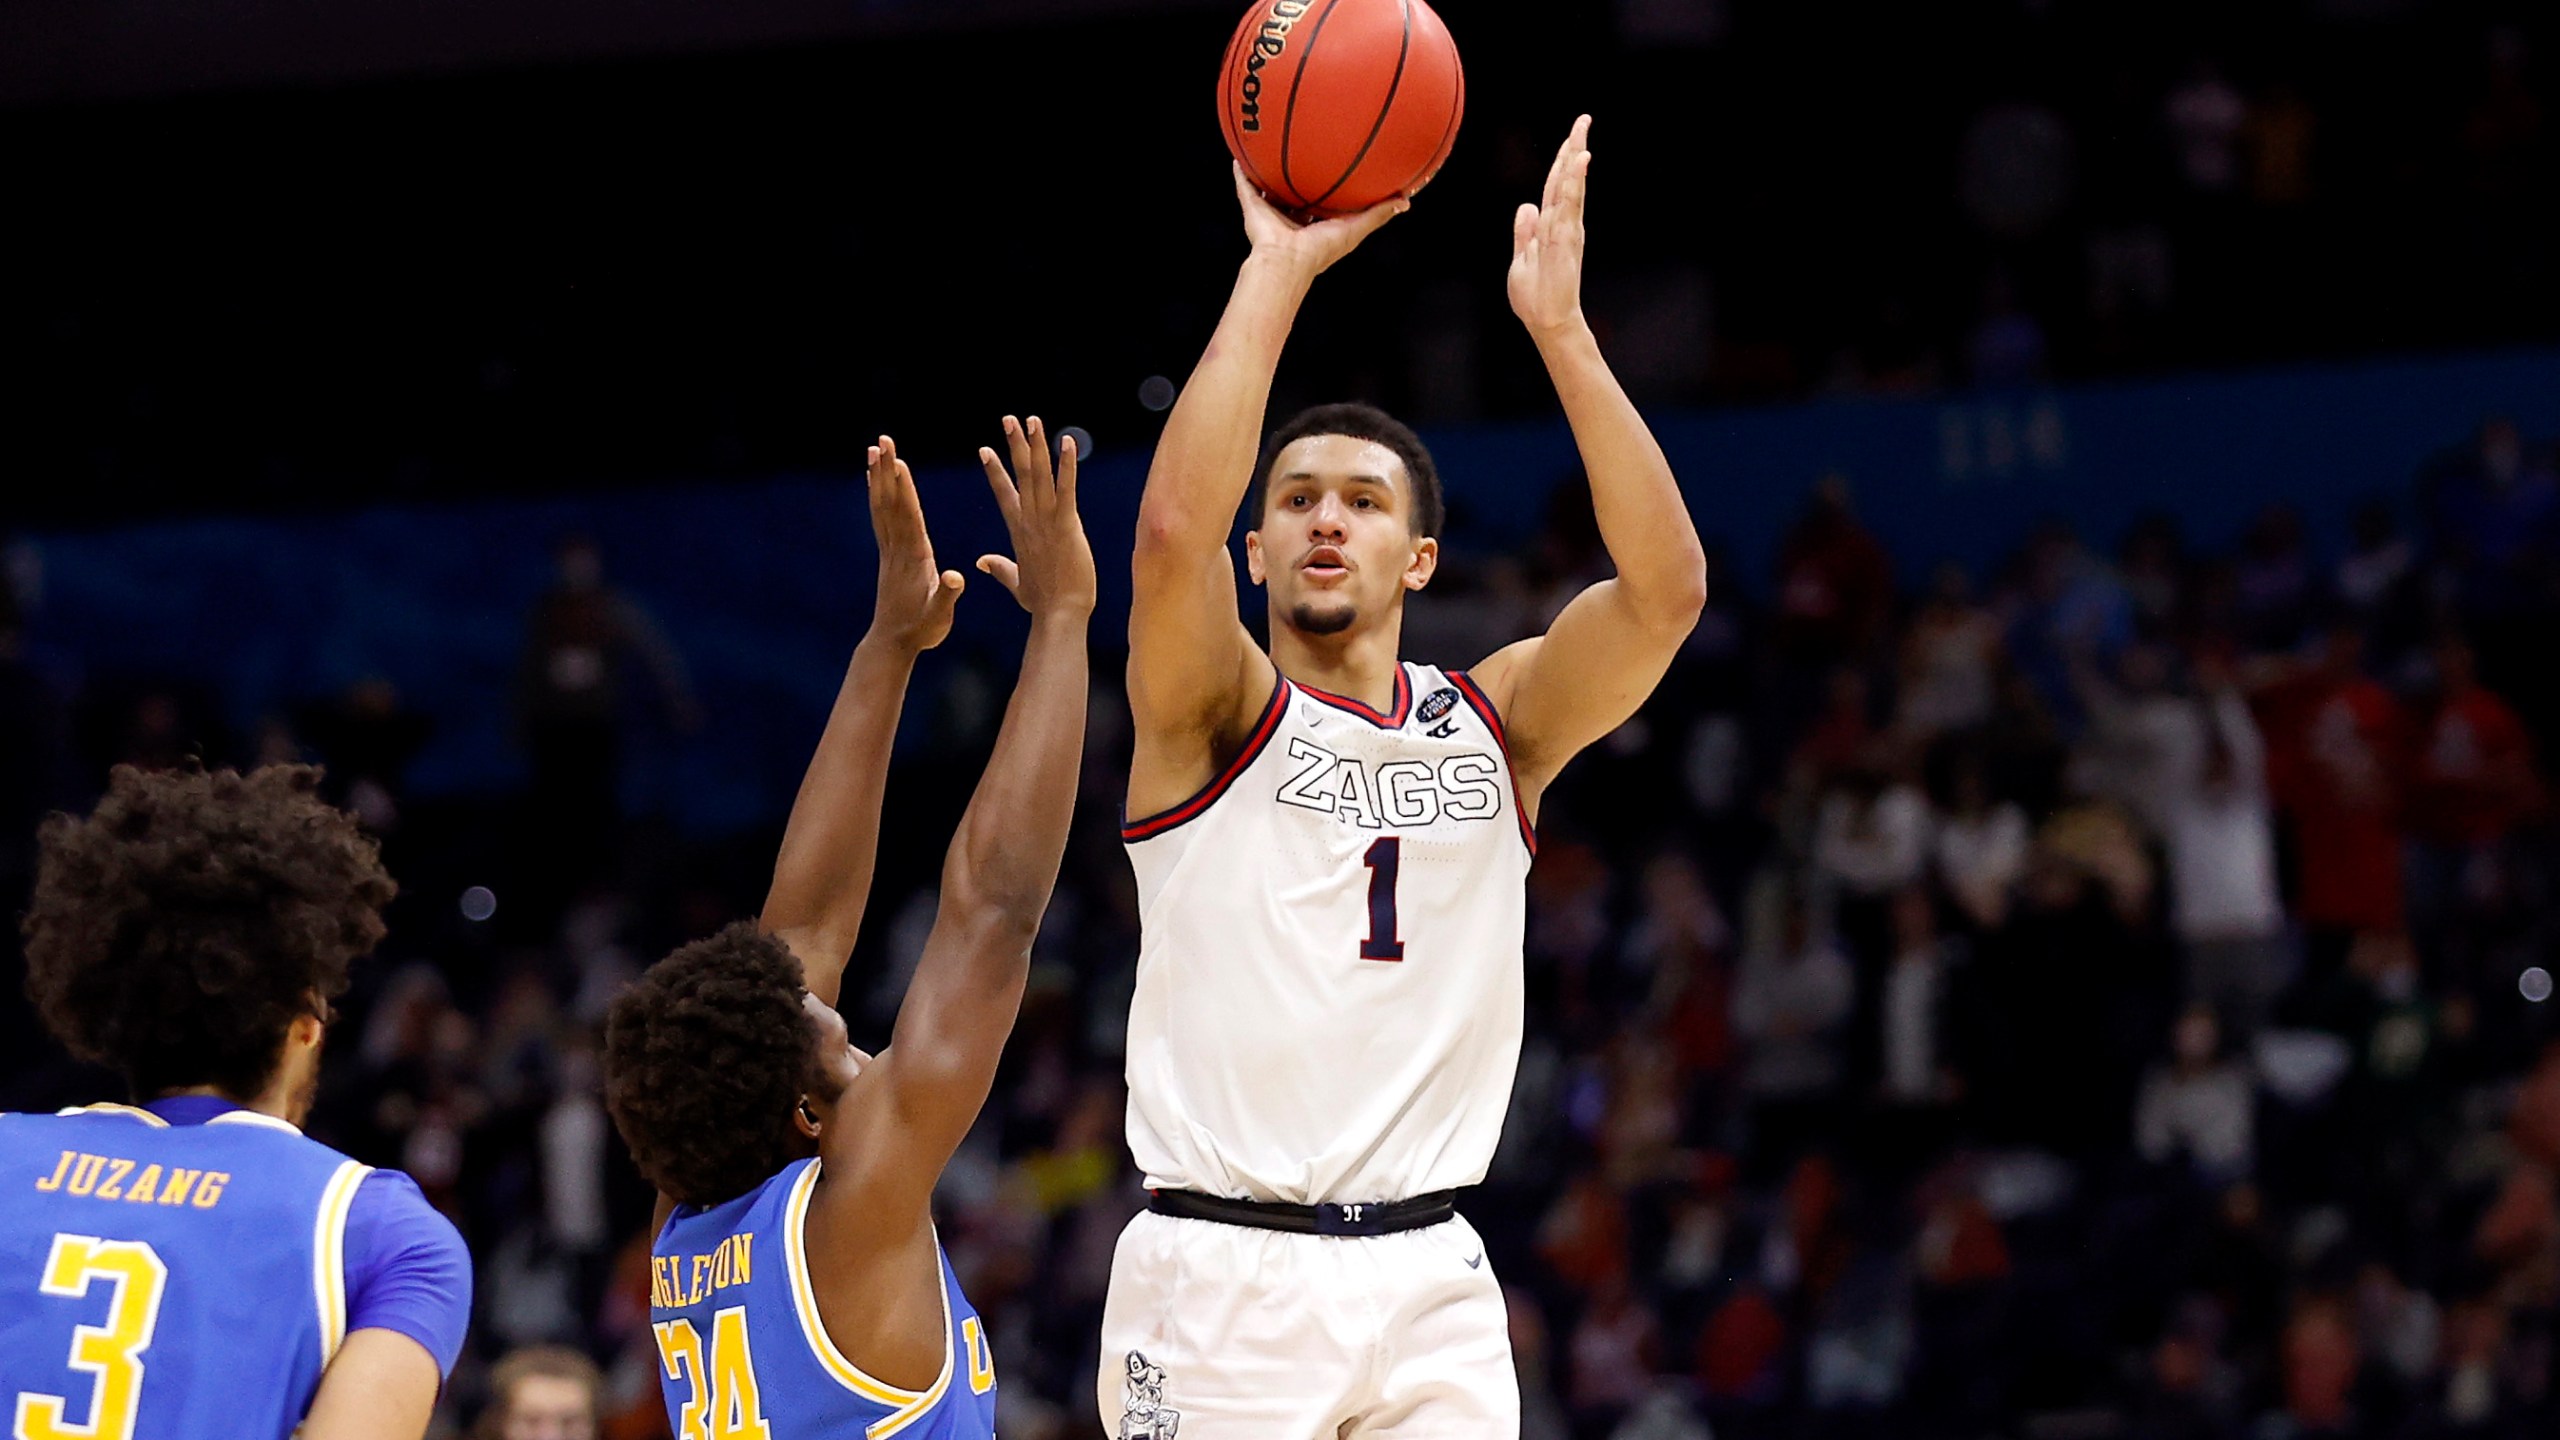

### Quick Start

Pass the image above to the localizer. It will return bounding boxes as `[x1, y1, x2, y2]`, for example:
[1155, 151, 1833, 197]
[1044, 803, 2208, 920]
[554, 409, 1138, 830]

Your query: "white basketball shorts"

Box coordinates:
[1096, 1207, 1519, 1438]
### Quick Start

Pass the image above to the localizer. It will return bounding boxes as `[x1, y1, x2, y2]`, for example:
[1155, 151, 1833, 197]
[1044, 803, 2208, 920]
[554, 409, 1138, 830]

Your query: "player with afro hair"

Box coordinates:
[9, 761, 473, 1440]
[24, 762, 393, 1109]
[605, 423, 1092, 1425]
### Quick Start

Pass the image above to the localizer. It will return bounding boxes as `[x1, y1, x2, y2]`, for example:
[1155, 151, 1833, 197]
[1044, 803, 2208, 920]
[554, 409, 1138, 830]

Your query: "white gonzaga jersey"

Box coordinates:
[1121, 662, 1534, 1204]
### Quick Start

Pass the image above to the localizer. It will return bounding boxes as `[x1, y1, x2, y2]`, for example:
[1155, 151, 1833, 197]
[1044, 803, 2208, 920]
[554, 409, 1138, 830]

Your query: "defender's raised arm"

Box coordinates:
[834, 416, 1095, 1190]
[760, 435, 964, 1010]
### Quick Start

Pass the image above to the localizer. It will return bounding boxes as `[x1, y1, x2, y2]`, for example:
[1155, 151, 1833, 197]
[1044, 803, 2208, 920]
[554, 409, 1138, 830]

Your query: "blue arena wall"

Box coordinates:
[24, 346, 2560, 834]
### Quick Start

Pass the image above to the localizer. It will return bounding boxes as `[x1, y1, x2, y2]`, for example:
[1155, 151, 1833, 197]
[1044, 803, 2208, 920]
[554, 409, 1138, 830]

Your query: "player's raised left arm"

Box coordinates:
[831, 419, 1094, 1199]
[760, 436, 965, 1010]
[1472, 116, 1708, 802]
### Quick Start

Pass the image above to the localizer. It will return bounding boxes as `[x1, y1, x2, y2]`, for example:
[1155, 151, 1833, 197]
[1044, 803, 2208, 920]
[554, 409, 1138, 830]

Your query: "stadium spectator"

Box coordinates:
[2256, 622, 2413, 974]
[1929, 748, 2028, 934]
[1895, 561, 2002, 740]
[513, 535, 700, 899]
[2136, 1004, 2256, 1183]
[477, 1345, 602, 1440]
[1773, 475, 1894, 671]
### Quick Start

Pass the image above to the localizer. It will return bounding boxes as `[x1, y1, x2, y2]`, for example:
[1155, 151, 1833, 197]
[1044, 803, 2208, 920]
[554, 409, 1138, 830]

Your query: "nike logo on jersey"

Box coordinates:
[1425, 720, 1460, 739]
[1464, 1252, 1483, 1269]
[1275, 736, 1504, 829]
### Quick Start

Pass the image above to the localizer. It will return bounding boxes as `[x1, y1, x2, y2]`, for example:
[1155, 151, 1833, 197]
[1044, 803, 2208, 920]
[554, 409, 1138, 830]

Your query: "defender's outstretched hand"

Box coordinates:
[1509, 115, 1594, 338]
[1234, 163, 1408, 280]
[976, 416, 1097, 618]
[869, 435, 965, 652]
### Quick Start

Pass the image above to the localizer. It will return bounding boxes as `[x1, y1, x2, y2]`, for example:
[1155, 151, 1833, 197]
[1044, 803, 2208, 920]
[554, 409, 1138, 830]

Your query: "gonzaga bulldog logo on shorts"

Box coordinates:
[1117, 1351, 1181, 1439]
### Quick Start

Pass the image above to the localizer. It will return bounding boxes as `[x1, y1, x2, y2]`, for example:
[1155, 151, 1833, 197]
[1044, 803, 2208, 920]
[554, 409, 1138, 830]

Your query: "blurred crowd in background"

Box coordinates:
[5, 1, 2560, 1437]
[2, 408, 2558, 1440]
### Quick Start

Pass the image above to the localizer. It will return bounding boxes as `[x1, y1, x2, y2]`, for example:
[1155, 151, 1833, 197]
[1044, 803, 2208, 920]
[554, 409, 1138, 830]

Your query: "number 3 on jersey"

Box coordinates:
[1361, 837, 1405, 961]
[653, 1309, 770, 1440]
[16, 1233, 169, 1440]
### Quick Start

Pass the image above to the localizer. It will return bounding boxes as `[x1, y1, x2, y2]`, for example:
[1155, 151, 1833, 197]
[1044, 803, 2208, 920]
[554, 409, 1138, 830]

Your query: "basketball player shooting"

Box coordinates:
[1104, 115, 1707, 1437]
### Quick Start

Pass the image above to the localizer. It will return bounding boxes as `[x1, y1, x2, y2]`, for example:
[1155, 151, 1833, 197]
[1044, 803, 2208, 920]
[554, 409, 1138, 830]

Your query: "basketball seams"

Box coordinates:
[1276, 0, 1350, 208]
[1217, 16, 1248, 159]
[1421, 8, 1463, 185]
[1301, 0, 1413, 211]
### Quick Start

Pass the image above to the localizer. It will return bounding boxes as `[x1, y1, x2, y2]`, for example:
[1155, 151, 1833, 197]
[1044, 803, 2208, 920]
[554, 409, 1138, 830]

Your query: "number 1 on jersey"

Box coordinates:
[1361, 837, 1405, 961]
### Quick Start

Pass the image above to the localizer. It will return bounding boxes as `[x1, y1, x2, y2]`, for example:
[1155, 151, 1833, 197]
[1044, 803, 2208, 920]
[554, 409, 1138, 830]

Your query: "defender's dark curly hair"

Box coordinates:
[1251, 402, 1446, 538]
[604, 922, 823, 1207]
[23, 763, 395, 1100]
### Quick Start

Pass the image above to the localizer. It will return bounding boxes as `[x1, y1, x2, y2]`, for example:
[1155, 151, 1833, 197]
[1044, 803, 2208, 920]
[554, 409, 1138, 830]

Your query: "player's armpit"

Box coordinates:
[1126, 620, 1278, 819]
[1472, 576, 1700, 799]
[299, 1328, 441, 1440]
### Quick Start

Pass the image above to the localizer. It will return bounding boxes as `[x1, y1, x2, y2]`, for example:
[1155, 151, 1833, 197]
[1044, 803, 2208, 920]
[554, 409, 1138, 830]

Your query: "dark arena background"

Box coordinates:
[6, 0, 2560, 1435]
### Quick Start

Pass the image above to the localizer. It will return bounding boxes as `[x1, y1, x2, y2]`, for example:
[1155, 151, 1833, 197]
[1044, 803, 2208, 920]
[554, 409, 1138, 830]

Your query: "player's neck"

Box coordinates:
[1268, 613, 1405, 712]
[153, 1082, 294, 1124]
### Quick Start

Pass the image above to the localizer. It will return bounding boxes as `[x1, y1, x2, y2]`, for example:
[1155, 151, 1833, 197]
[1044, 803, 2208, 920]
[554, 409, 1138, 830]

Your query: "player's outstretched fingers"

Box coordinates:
[1054, 431, 1079, 512]
[974, 554, 1021, 596]
[978, 437, 1023, 523]
[1010, 415, 1053, 500]
[1557, 116, 1593, 223]
[1541, 127, 1571, 213]
[866, 436, 898, 497]
[926, 567, 966, 618]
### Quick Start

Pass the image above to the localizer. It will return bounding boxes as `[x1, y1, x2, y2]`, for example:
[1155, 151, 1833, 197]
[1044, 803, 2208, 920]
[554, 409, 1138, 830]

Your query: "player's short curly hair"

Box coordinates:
[1252, 402, 1445, 538]
[604, 922, 823, 1207]
[23, 764, 394, 1100]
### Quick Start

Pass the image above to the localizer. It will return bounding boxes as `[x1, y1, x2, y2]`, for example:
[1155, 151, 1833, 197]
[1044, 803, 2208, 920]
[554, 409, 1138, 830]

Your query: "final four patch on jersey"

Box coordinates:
[1415, 686, 1461, 724]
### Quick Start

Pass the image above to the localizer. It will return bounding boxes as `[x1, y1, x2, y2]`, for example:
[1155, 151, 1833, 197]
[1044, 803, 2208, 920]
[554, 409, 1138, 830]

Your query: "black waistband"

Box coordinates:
[1147, 1188, 1457, 1237]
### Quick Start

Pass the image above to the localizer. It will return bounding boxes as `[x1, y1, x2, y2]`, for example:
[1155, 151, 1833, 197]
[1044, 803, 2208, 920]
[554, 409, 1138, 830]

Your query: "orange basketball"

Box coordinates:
[1216, 0, 1465, 219]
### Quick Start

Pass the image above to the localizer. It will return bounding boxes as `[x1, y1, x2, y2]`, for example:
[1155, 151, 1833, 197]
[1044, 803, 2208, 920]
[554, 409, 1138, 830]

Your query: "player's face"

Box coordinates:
[1248, 435, 1436, 639]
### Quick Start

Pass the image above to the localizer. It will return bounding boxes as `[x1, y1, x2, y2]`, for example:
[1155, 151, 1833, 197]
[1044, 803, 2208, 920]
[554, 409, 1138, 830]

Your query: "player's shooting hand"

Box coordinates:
[1234, 162, 1407, 280]
[867, 434, 965, 653]
[1508, 114, 1594, 340]
[976, 416, 1097, 619]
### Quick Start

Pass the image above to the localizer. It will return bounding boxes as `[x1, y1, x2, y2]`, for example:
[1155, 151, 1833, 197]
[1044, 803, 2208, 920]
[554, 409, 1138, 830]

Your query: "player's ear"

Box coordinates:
[1403, 536, 1438, 592]
[793, 1097, 822, 1140]
[291, 989, 329, 1046]
[1244, 530, 1268, 587]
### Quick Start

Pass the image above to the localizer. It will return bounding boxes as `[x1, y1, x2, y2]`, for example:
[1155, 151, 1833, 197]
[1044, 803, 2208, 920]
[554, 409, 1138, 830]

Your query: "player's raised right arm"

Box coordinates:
[1128, 170, 1406, 793]
[836, 417, 1095, 1193]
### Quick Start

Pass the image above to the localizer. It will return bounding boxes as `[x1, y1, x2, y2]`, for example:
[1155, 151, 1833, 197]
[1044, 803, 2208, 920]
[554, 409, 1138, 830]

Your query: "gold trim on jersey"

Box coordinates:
[54, 1104, 170, 1128]
[781, 1161, 957, 1437]
[313, 1160, 371, 1364]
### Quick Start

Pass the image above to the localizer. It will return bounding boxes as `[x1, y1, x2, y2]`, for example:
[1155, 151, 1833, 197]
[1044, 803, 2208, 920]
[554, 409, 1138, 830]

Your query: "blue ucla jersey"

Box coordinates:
[652, 1157, 997, 1439]
[0, 1103, 374, 1440]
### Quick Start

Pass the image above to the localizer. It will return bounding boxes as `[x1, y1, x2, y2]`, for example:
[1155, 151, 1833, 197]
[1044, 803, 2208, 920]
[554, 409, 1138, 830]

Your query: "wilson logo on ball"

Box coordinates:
[1217, 0, 1465, 218]
[1236, 0, 1312, 133]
